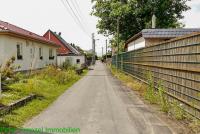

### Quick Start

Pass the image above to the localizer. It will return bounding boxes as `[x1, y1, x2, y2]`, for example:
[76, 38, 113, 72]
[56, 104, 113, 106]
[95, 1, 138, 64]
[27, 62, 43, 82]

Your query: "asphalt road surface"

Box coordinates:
[24, 61, 174, 134]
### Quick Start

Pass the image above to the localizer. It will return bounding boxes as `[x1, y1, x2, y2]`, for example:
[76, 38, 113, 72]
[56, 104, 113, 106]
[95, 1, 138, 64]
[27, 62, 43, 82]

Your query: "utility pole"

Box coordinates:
[92, 33, 95, 65]
[106, 39, 108, 62]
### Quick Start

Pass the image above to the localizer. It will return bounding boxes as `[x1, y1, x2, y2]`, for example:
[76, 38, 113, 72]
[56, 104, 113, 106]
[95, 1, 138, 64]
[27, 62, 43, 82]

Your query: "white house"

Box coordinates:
[0, 20, 58, 71]
[125, 29, 200, 52]
[43, 30, 85, 67]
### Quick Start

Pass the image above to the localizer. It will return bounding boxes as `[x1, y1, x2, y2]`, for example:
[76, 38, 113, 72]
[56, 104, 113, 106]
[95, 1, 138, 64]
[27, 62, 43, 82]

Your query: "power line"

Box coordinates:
[72, 0, 91, 32]
[63, 0, 90, 37]
[70, 0, 84, 22]
[60, 0, 90, 37]
[60, 0, 79, 27]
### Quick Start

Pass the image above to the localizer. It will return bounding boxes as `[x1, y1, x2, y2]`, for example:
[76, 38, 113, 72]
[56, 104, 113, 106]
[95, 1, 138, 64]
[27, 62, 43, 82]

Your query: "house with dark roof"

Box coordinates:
[43, 30, 85, 66]
[0, 20, 58, 71]
[125, 29, 200, 52]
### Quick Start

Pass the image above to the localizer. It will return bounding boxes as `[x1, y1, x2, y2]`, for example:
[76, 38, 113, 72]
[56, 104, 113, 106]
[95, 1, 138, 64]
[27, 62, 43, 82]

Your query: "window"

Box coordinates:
[39, 47, 43, 60]
[49, 49, 54, 60]
[17, 44, 23, 60]
[76, 59, 80, 64]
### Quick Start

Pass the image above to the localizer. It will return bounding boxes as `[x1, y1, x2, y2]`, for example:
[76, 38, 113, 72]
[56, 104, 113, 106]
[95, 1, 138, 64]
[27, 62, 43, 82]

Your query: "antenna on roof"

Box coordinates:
[152, 14, 156, 29]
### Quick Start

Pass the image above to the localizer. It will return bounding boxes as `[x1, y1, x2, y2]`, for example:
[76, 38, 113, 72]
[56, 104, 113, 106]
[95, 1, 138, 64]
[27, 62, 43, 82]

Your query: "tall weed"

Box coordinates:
[157, 81, 170, 113]
[144, 72, 157, 104]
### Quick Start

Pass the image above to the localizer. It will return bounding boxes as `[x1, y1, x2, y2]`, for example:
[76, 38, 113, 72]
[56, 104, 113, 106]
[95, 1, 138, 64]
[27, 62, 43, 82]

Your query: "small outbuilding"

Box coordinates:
[125, 29, 200, 52]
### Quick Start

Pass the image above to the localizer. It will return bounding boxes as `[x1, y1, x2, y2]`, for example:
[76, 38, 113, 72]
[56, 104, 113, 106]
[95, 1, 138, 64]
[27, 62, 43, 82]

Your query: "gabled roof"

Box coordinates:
[48, 30, 81, 55]
[126, 28, 200, 45]
[0, 20, 58, 47]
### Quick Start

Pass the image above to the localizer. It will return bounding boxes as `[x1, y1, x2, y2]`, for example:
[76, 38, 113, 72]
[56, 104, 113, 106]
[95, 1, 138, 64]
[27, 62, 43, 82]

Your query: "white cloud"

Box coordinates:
[182, 0, 200, 28]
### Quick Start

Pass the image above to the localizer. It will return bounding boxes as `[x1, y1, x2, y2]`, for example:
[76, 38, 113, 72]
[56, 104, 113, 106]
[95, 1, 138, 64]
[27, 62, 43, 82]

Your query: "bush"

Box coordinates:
[171, 101, 185, 120]
[0, 57, 22, 87]
[157, 81, 170, 113]
[144, 72, 157, 104]
[40, 65, 79, 85]
[62, 59, 72, 69]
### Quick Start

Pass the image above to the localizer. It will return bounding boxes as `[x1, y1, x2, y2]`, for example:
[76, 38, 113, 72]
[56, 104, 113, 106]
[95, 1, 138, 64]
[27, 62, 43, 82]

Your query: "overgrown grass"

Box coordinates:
[144, 72, 157, 104]
[0, 90, 27, 106]
[109, 65, 147, 95]
[0, 66, 88, 127]
[157, 81, 170, 113]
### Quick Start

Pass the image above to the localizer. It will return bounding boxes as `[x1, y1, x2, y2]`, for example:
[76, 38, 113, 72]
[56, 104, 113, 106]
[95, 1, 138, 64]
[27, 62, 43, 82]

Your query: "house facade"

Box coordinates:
[43, 30, 85, 67]
[125, 29, 200, 52]
[0, 20, 58, 71]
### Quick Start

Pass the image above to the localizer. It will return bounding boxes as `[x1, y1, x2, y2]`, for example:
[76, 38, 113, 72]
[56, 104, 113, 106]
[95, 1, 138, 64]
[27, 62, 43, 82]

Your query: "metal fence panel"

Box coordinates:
[112, 34, 200, 119]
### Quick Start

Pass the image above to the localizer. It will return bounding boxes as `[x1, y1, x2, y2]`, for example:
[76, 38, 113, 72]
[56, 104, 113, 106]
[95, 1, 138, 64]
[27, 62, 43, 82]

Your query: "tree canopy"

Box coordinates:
[91, 0, 190, 49]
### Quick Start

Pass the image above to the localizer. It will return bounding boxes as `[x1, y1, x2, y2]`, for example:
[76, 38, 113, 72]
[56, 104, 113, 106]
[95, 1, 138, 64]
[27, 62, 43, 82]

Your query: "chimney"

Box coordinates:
[152, 14, 156, 29]
[58, 32, 61, 36]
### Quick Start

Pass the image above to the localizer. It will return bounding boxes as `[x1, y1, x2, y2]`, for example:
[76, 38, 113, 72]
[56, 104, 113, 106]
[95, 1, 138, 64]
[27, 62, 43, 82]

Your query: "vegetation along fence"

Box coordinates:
[112, 33, 200, 119]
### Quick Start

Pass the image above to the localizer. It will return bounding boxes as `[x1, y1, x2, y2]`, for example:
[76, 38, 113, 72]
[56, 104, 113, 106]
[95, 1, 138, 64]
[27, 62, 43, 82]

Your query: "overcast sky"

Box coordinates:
[0, 0, 199, 56]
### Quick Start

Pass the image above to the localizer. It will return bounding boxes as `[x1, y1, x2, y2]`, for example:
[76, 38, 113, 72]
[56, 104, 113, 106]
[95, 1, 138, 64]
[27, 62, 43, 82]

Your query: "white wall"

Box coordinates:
[0, 35, 57, 71]
[57, 55, 85, 67]
[0, 36, 5, 66]
[128, 37, 145, 51]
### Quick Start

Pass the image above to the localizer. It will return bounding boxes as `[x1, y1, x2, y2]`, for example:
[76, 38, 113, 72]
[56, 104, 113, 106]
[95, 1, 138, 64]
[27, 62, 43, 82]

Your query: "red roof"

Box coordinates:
[43, 30, 81, 55]
[0, 20, 57, 46]
[43, 30, 71, 54]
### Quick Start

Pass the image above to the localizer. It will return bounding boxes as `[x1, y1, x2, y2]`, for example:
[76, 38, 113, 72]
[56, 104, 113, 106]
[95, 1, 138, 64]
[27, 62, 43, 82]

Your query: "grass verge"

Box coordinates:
[109, 65, 147, 95]
[108, 65, 200, 133]
[0, 66, 88, 127]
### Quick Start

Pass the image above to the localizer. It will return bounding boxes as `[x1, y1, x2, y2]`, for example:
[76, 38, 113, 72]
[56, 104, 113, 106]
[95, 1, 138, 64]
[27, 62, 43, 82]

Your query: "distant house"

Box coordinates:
[0, 20, 58, 71]
[125, 29, 200, 52]
[43, 30, 85, 66]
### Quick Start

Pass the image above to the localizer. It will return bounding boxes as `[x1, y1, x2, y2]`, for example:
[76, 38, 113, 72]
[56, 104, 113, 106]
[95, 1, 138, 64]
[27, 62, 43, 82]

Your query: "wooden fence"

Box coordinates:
[112, 33, 200, 119]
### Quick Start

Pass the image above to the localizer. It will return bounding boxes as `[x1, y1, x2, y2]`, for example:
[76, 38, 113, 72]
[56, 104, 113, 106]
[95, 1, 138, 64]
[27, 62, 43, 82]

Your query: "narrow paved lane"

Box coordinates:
[24, 61, 173, 134]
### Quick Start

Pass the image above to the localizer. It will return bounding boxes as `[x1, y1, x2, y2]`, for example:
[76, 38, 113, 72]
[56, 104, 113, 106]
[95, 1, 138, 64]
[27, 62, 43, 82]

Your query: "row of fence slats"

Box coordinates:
[112, 34, 200, 119]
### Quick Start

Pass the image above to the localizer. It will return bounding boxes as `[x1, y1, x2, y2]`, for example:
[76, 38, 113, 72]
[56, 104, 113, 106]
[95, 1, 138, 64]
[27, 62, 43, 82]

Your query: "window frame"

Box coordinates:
[39, 47, 43, 60]
[16, 43, 23, 60]
[49, 48, 54, 60]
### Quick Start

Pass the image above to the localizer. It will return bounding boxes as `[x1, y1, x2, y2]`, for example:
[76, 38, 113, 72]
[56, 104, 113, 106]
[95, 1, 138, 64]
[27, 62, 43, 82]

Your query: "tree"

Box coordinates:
[91, 0, 190, 51]
[75, 45, 85, 55]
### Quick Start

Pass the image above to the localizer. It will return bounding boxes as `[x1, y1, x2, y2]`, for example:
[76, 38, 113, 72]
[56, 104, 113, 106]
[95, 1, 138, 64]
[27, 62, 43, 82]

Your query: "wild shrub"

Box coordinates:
[0, 57, 22, 87]
[171, 101, 185, 120]
[0, 57, 18, 81]
[62, 59, 72, 70]
[157, 81, 170, 113]
[40, 65, 79, 85]
[144, 72, 157, 104]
